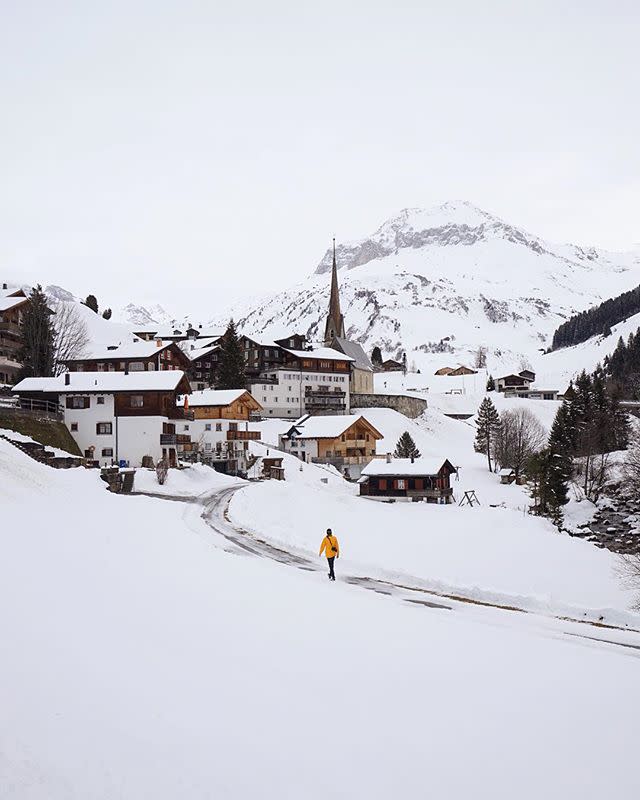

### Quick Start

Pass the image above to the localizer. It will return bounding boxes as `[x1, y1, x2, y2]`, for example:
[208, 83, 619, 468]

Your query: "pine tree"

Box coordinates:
[217, 319, 246, 389]
[486, 374, 495, 391]
[18, 285, 55, 378]
[394, 431, 421, 459]
[474, 397, 501, 471]
[102, 308, 112, 320]
[84, 295, 99, 313]
[371, 346, 383, 367]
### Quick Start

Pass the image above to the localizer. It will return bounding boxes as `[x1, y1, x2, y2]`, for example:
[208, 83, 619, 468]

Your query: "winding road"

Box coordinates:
[134, 483, 640, 655]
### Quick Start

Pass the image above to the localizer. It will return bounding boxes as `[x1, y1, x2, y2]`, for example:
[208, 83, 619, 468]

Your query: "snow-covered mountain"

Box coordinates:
[216, 201, 640, 375]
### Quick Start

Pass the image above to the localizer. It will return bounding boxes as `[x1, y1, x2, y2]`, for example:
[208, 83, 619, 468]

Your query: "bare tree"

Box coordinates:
[622, 427, 640, 495]
[474, 345, 487, 369]
[616, 555, 640, 611]
[52, 302, 90, 375]
[493, 408, 546, 480]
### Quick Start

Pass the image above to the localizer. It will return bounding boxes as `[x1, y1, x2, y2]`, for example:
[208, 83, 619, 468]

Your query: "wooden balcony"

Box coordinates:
[168, 408, 195, 421]
[226, 429, 261, 441]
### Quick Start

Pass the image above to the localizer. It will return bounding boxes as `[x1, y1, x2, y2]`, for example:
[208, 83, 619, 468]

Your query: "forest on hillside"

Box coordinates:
[551, 284, 640, 350]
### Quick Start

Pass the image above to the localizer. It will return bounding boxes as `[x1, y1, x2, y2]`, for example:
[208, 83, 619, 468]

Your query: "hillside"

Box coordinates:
[210, 202, 640, 376]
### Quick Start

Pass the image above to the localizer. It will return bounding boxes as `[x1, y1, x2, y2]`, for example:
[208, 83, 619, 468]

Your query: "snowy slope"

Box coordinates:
[213, 201, 640, 374]
[3, 437, 640, 798]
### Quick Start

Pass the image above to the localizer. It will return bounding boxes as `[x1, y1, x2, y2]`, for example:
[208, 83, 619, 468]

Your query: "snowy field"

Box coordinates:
[229, 409, 638, 625]
[2, 431, 640, 798]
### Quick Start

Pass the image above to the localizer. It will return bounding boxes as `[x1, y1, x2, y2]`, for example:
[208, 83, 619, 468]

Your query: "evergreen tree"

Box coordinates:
[486, 374, 495, 391]
[401, 352, 407, 375]
[394, 431, 421, 459]
[371, 346, 383, 367]
[84, 295, 99, 313]
[102, 308, 112, 320]
[474, 397, 501, 471]
[18, 285, 55, 378]
[217, 319, 246, 389]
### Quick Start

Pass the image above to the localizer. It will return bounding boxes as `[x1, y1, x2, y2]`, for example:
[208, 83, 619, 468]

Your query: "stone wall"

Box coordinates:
[351, 393, 428, 419]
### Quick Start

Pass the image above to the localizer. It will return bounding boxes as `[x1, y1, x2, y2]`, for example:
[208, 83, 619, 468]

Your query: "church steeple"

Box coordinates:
[324, 238, 346, 346]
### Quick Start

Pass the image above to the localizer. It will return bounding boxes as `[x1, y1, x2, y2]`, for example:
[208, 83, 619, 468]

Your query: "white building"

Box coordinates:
[179, 389, 263, 475]
[250, 347, 354, 418]
[12, 371, 192, 468]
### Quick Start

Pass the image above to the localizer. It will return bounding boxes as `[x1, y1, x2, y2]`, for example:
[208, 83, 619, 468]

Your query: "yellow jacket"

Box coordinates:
[319, 534, 340, 558]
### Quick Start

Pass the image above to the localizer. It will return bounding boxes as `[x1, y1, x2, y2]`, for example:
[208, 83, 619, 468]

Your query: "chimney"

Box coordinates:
[386, 452, 392, 463]
[65, 373, 70, 386]
[2, 282, 7, 290]
[411, 455, 415, 464]
[156, 338, 163, 347]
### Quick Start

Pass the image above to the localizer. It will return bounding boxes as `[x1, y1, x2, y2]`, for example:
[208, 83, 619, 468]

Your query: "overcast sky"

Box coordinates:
[1, 1, 639, 317]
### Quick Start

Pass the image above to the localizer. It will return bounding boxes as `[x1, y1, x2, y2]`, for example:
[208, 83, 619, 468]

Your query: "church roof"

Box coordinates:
[332, 337, 374, 372]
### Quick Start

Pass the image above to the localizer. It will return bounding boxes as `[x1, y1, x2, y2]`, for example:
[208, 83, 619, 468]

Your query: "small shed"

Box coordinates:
[498, 468, 516, 484]
[262, 457, 285, 480]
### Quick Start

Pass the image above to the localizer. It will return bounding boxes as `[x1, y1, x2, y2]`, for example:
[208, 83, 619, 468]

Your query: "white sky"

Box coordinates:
[1, 1, 639, 317]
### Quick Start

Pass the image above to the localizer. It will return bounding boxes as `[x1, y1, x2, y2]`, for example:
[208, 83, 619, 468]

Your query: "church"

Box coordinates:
[323, 239, 375, 394]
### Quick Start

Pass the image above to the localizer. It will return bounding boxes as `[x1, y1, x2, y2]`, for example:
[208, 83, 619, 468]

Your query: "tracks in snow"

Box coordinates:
[133, 484, 640, 655]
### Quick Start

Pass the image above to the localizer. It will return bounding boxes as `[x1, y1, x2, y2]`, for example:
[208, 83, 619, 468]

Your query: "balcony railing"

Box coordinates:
[0, 321, 21, 335]
[311, 455, 372, 466]
[226, 429, 261, 440]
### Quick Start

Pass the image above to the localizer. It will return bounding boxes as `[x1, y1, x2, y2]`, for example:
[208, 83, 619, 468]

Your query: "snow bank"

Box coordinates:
[2, 440, 640, 798]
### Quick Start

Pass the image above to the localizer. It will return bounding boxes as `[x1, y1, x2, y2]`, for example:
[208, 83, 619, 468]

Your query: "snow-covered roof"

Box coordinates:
[0, 294, 28, 312]
[498, 468, 515, 476]
[64, 339, 173, 361]
[361, 458, 454, 477]
[184, 389, 251, 407]
[283, 347, 355, 362]
[332, 337, 373, 371]
[12, 371, 189, 394]
[180, 339, 220, 361]
[283, 414, 382, 439]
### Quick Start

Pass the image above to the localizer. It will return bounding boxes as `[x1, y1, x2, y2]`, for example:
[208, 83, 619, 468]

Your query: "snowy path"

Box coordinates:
[135, 485, 640, 657]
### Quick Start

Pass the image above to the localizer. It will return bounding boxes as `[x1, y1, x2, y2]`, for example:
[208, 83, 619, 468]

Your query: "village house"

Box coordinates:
[132, 324, 223, 343]
[279, 413, 383, 478]
[359, 456, 457, 503]
[63, 339, 191, 374]
[0, 285, 29, 386]
[180, 338, 222, 390]
[496, 371, 536, 392]
[178, 388, 262, 475]
[502, 387, 560, 401]
[12, 370, 193, 468]
[380, 359, 405, 372]
[251, 347, 353, 418]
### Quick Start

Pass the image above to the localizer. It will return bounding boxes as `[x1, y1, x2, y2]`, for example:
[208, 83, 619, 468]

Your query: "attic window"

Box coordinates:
[130, 395, 144, 408]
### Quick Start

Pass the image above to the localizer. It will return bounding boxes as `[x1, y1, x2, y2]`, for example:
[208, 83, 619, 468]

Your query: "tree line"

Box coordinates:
[474, 370, 629, 524]
[602, 331, 640, 399]
[551, 283, 640, 350]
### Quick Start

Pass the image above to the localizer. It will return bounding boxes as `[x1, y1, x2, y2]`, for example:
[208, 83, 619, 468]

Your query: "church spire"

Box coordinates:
[324, 237, 345, 346]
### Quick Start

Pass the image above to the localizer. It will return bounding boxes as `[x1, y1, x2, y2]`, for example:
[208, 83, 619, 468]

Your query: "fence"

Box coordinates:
[0, 396, 64, 419]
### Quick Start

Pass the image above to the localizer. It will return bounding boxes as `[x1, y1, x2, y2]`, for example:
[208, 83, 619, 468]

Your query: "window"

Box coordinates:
[184, 424, 189, 431]
[263, 397, 267, 402]
[205, 442, 212, 451]
[216, 423, 222, 431]
[396, 479, 406, 490]
[205, 424, 211, 431]
[97, 396, 105, 405]
[70, 423, 78, 432]
[67, 396, 90, 409]
[130, 395, 144, 408]
[96, 422, 112, 435]
[130, 362, 145, 371]
[229, 422, 238, 431]
[102, 448, 114, 457]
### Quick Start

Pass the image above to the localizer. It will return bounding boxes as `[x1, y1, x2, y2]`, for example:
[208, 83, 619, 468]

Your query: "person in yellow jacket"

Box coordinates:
[319, 528, 340, 581]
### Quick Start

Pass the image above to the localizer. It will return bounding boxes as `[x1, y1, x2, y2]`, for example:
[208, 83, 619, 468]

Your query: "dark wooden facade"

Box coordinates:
[65, 342, 190, 374]
[0, 292, 28, 385]
[360, 460, 456, 503]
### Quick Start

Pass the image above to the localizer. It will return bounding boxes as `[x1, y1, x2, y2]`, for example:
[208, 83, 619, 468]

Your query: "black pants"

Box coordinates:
[327, 557, 336, 580]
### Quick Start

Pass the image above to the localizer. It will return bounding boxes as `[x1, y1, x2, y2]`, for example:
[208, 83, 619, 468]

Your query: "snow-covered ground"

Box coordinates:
[3, 423, 640, 797]
[230, 409, 638, 625]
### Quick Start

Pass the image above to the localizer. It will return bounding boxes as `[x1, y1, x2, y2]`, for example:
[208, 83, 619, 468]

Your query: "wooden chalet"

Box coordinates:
[186, 389, 262, 421]
[280, 413, 383, 478]
[380, 359, 404, 372]
[434, 366, 455, 376]
[496, 371, 535, 392]
[0, 286, 29, 386]
[359, 457, 457, 503]
[63, 339, 191, 374]
[449, 365, 477, 377]
[182, 338, 222, 390]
